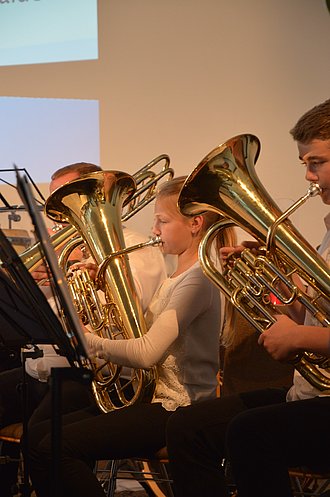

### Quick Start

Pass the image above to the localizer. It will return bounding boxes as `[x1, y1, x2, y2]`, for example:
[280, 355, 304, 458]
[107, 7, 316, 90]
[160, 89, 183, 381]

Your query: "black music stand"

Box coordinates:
[0, 169, 92, 497]
[0, 230, 73, 497]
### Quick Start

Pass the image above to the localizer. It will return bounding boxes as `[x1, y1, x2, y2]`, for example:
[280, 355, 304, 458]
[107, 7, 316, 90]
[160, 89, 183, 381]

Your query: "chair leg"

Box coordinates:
[290, 470, 330, 497]
[107, 459, 121, 497]
[95, 457, 174, 497]
[0, 441, 33, 497]
[94, 459, 124, 497]
[130, 459, 174, 497]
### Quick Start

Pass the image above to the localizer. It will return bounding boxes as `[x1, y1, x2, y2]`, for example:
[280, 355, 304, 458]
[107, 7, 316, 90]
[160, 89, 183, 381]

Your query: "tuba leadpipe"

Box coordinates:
[178, 133, 330, 390]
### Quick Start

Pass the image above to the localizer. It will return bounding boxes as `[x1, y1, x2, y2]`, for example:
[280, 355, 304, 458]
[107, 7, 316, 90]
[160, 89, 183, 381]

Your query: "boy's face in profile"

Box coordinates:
[298, 139, 330, 205]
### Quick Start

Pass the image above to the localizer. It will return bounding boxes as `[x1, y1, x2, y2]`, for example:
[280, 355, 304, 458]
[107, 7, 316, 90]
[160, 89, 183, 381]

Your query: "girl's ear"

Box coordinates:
[190, 214, 204, 234]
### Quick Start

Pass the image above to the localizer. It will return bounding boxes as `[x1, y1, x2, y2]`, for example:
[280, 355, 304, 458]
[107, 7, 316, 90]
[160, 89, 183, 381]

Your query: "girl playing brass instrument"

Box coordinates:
[27, 176, 236, 497]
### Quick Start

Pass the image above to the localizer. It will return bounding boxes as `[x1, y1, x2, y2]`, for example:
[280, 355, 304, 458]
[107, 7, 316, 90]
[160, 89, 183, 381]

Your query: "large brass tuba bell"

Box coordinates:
[178, 134, 330, 390]
[45, 170, 159, 412]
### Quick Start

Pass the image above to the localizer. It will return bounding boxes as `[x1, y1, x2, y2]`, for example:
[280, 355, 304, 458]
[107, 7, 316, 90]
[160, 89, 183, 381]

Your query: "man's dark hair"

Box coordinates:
[51, 162, 102, 181]
[290, 98, 330, 143]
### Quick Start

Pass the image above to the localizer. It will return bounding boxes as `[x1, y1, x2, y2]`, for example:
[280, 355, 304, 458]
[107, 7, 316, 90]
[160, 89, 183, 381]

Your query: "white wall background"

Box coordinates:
[1, 0, 329, 248]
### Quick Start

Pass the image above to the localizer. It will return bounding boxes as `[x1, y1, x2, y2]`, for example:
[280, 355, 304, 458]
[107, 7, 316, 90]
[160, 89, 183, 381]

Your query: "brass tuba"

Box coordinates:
[178, 134, 330, 390]
[19, 154, 173, 273]
[45, 170, 162, 412]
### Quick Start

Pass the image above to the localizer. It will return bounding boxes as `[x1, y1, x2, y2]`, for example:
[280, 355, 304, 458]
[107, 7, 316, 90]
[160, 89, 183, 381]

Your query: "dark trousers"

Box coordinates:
[0, 367, 48, 497]
[0, 367, 50, 427]
[0, 366, 93, 497]
[28, 401, 173, 497]
[166, 388, 288, 497]
[227, 394, 330, 497]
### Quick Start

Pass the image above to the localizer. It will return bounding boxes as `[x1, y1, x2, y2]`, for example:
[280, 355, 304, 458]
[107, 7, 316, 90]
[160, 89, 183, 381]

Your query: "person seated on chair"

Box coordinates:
[26, 176, 236, 497]
[27, 161, 167, 389]
[164, 98, 330, 497]
[0, 161, 167, 497]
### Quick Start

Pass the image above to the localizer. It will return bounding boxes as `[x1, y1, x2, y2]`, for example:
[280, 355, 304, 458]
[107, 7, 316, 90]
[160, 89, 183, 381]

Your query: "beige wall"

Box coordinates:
[1, 0, 330, 247]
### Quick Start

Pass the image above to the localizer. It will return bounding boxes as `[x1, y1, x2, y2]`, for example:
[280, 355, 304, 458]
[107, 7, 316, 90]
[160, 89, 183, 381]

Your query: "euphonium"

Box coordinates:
[45, 170, 160, 412]
[178, 133, 330, 390]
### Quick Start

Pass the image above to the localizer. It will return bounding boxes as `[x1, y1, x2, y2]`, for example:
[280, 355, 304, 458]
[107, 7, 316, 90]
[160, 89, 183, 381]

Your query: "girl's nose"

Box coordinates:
[152, 221, 160, 235]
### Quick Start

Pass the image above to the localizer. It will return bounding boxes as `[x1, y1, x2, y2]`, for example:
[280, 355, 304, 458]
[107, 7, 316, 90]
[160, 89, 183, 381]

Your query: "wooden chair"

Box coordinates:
[289, 467, 330, 496]
[0, 422, 23, 445]
[224, 463, 330, 497]
[0, 422, 26, 496]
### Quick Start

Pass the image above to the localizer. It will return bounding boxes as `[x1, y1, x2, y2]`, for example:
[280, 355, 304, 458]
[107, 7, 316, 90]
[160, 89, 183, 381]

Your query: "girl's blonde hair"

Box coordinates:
[157, 176, 237, 345]
[157, 176, 236, 238]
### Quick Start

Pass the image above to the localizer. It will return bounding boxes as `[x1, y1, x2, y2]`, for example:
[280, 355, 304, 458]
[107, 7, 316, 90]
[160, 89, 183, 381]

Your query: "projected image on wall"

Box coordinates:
[0, 0, 98, 66]
[0, 95, 100, 190]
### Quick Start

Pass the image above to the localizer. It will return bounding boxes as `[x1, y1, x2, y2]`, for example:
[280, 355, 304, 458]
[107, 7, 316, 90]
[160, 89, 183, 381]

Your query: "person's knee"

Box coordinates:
[27, 421, 52, 464]
[226, 410, 259, 459]
[167, 408, 193, 444]
[166, 406, 209, 457]
[167, 405, 226, 463]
